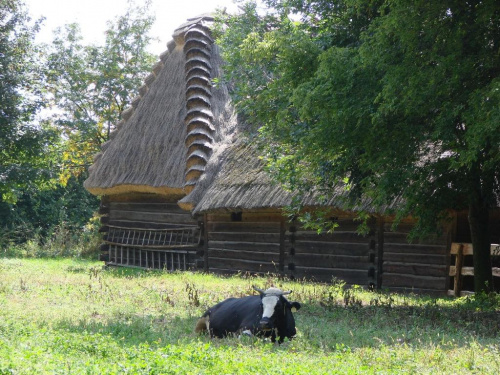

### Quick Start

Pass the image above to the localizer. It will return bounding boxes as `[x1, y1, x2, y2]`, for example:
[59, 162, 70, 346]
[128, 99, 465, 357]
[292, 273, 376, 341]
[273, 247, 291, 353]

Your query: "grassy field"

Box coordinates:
[0, 258, 499, 374]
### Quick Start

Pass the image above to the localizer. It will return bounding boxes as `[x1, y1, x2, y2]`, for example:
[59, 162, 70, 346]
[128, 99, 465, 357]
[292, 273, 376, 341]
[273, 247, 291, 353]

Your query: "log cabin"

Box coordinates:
[84, 15, 500, 295]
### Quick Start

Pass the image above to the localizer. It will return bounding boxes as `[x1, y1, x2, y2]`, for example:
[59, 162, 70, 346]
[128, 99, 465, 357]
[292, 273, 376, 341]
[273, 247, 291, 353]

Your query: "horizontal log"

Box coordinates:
[104, 241, 198, 250]
[208, 257, 280, 274]
[208, 231, 280, 243]
[383, 262, 446, 277]
[109, 202, 187, 214]
[384, 243, 447, 256]
[293, 253, 371, 270]
[293, 220, 362, 232]
[291, 231, 370, 244]
[382, 273, 446, 290]
[292, 266, 369, 285]
[383, 252, 447, 266]
[290, 240, 370, 256]
[383, 222, 416, 234]
[208, 240, 279, 253]
[208, 249, 279, 263]
[207, 212, 283, 223]
[450, 243, 500, 256]
[107, 220, 196, 230]
[208, 221, 280, 233]
[449, 266, 500, 278]
[383, 232, 448, 246]
[110, 210, 196, 224]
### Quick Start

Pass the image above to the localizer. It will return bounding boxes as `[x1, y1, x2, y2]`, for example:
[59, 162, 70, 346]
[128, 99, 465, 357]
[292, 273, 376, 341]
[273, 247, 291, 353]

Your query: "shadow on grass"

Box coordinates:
[46, 297, 500, 355]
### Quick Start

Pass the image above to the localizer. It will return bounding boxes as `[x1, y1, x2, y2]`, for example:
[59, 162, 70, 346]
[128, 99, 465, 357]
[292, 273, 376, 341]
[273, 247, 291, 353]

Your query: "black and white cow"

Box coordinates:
[195, 286, 301, 343]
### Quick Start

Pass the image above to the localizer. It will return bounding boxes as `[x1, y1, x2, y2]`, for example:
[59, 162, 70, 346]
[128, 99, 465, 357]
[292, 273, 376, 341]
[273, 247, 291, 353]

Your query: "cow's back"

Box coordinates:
[202, 295, 262, 338]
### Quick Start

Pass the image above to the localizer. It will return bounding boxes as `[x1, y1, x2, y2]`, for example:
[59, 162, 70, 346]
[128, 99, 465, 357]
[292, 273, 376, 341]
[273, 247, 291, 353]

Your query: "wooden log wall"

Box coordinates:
[99, 195, 200, 270]
[381, 219, 449, 294]
[205, 211, 283, 275]
[204, 211, 376, 286]
[284, 216, 376, 286]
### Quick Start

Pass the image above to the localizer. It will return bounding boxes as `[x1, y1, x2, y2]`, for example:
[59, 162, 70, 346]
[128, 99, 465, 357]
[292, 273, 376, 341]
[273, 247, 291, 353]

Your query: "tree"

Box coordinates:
[217, 0, 500, 293]
[44, 1, 157, 183]
[0, 0, 57, 202]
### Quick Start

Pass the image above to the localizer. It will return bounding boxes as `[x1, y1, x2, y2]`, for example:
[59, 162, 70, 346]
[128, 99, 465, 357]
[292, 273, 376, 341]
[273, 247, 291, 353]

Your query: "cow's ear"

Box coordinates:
[290, 302, 301, 312]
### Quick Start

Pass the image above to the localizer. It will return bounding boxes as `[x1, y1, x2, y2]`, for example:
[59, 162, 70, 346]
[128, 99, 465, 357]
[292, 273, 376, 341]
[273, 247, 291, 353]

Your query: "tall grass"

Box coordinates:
[0, 217, 101, 259]
[0, 258, 499, 374]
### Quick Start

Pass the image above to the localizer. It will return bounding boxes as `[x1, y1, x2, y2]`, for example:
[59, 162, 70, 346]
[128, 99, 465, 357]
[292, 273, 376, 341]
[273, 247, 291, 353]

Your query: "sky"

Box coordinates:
[24, 0, 241, 56]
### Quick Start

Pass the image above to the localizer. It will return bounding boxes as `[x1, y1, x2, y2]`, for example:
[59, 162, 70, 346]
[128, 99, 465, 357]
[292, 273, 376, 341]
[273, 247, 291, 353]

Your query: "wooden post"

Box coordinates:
[454, 243, 464, 297]
[203, 213, 209, 272]
[377, 216, 385, 290]
[279, 218, 285, 273]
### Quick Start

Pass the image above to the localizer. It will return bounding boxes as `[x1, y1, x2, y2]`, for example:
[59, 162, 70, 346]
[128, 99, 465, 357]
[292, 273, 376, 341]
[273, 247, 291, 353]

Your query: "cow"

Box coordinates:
[195, 286, 301, 343]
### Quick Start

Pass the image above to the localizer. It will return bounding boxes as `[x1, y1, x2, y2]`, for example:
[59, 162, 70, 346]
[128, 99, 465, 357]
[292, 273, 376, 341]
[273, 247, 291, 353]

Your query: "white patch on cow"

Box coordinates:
[242, 329, 252, 336]
[262, 295, 279, 319]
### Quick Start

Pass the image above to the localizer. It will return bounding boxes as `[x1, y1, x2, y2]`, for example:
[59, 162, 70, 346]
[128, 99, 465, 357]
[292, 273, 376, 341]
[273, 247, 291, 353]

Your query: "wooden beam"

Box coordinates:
[279, 218, 285, 272]
[450, 242, 500, 256]
[453, 243, 464, 297]
[377, 216, 384, 290]
[203, 214, 209, 272]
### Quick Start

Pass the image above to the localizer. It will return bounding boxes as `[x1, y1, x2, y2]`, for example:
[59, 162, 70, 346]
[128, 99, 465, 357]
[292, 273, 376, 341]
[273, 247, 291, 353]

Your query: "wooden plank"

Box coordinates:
[450, 242, 474, 255]
[109, 202, 187, 214]
[292, 231, 370, 244]
[208, 221, 280, 233]
[208, 232, 280, 243]
[450, 266, 500, 278]
[383, 262, 446, 277]
[453, 243, 464, 296]
[208, 257, 280, 273]
[107, 220, 195, 230]
[293, 253, 370, 270]
[208, 249, 279, 263]
[208, 240, 279, 253]
[207, 212, 284, 223]
[110, 210, 196, 224]
[382, 273, 446, 290]
[291, 240, 369, 256]
[383, 232, 448, 246]
[383, 252, 446, 265]
[450, 242, 500, 256]
[292, 266, 368, 285]
[294, 220, 361, 232]
[104, 241, 197, 250]
[383, 243, 447, 255]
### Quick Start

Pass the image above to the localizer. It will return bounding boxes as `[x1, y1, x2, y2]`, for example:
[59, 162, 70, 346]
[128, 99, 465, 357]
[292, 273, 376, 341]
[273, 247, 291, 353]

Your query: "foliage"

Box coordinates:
[43, 0, 157, 184]
[1, 1, 157, 251]
[0, 258, 499, 373]
[216, 1, 500, 292]
[0, 174, 100, 255]
[0, 0, 59, 203]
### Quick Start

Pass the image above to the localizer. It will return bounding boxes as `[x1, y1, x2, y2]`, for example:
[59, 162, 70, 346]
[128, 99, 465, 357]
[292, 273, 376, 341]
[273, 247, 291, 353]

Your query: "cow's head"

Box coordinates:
[253, 286, 301, 342]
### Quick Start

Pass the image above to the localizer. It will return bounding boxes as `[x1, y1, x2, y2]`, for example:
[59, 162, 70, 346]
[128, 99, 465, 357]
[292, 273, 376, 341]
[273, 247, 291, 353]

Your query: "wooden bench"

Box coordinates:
[448, 243, 500, 296]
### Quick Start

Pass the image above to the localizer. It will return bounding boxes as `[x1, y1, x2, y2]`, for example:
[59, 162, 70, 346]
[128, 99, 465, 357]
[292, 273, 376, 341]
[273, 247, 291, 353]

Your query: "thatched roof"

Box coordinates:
[84, 15, 230, 197]
[179, 139, 293, 212]
[83, 16, 389, 215]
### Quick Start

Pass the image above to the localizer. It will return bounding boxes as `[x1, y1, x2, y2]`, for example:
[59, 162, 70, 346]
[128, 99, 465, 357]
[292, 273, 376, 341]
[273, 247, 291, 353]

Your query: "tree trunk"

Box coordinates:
[468, 200, 493, 293]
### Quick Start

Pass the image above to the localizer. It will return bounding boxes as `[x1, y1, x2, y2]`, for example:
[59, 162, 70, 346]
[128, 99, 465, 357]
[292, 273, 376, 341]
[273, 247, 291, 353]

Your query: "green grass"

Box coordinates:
[0, 258, 499, 374]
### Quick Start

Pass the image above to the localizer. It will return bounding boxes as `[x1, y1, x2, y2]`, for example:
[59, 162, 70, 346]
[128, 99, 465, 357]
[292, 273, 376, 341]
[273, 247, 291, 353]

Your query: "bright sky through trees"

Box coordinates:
[24, 0, 238, 55]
